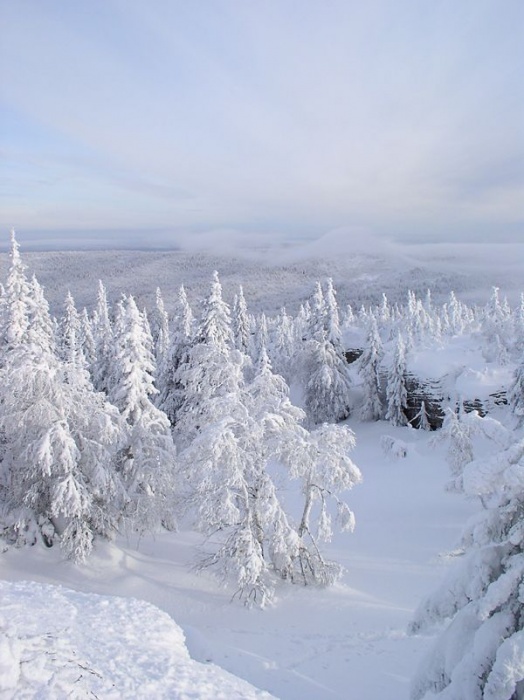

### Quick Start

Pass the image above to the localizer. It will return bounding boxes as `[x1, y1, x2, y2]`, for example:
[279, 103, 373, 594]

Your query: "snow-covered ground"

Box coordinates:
[0, 581, 274, 699]
[1, 420, 480, 699]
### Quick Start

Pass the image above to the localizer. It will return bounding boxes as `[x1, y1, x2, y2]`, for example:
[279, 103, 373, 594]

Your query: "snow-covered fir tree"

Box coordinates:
[232, 285, 251, 354]
[303, 335, 352, 424]
[308, 281, 326, 342]
[508, 354, 524, 425]
[410, 435, 524, 700]
[91, 280, 114, 394]
[173, 271, 238, 447]
[27, 275, 56, 354]
[156, 284, 194, 425]
[150, 287, 170, 368]
[78, 307, 96, 373]
[58, 291, 91, 387]
[413, 400, 431, 431]
[324, 278, 342, 351]
[0, 243, 127, 561]
[109, 295, 176, 531]
[436, 406, 474, 492]
[385, 333, 408, 427]
[2, 230, 32, 353]
[359, 316, 384, 422]
[272, 307, 295, 381]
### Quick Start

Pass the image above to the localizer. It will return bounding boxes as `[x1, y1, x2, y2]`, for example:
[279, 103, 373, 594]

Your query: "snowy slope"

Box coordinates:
[0, 421, 479, 700]
[0, 580, 275, 699]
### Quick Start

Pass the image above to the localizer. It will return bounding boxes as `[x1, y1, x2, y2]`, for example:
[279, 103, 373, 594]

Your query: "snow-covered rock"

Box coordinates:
[0, 580, 275, 699]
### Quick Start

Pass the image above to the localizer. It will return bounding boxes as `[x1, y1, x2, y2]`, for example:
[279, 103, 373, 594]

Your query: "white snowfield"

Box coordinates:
[0, 580, 275, 700]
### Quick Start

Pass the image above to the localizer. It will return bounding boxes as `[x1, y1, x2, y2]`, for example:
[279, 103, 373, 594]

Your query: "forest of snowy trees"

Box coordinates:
[1, 232, 524, 697]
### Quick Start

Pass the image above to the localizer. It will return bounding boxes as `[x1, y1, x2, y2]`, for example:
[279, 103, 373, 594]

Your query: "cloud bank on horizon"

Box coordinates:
[0, 0, 522, 248]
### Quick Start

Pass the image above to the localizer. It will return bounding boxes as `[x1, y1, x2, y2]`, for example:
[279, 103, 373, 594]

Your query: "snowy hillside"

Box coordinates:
[1, 235, 523, 699]
[0, 421, 481, 700]
[0, 580, 274, 699]
[0, 240, 522, 317]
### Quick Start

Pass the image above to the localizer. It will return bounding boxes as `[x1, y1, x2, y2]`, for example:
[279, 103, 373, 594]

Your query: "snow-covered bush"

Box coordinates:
[380, 435, 408, 459]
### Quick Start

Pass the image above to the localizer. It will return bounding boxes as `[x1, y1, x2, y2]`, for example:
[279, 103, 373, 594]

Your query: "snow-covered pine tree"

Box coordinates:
[308, 281, 326, 342]
[175, 332, 261, 599]
[272, 307, 294, 381]
[58, 291, 91, 387]
[514, 292, 524, 354]
[359, 316, 384, 422]
[0, 244, 127, 561]
[91, 280, 113, 395]
[324, 278, 342, 351]
[343, 303, 355, 329]
[232, 285, 250, 354]
[156, 284, 194, 425]
[150, 287, 170, 368]
[173, 271, 239, 447]
[2, 230, 32, 354]
[78, 307, 97, 375]
[385, 332, 408, 427]
[0, 350, 128, 561]
[197, 270, 233, 350]
[303, 334, 352, 424]
[58, 292, 81, 364]
[379, 292, 391, 324]
[508, 354, 524, 425]
[410, 436, 524, 700]
[448, 290, 465, 336]
[27, 275, 56, 354]
[436, 406, 474, 492]
[109, 295, 176, 532]
[413, 400, 431, 431]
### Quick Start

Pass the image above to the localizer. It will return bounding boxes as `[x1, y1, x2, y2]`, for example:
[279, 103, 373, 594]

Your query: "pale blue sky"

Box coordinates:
[1, 0, 522, 248]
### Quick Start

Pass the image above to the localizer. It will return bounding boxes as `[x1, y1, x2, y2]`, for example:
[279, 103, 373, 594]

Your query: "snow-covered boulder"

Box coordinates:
[0, 580, 275, 699]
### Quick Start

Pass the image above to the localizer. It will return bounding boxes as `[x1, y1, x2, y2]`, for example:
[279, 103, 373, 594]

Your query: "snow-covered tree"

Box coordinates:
[232, 285, 250, 354]
[508, 355, 524, 425]
[324, 278, 342, 351]
[109, 295, 176, 531]
[252, 313, 269, 367]
[27, 275, 56, 354]
[91, 281, 113, 395]
[2, 230, 32, 353]
[150, 287, 170, 367]
[385, 333, 408, 427]
[78, 307, 96, 373]
[173, 272, 238, 446]
[413, 400, 431, 431]
[58, 291, 90, 387]
[436, 407, 474, 492]
[278, 422, 362, 586]
[359, 317, 384, 422]
[179, 337, 361, 603]
[156, 285, 194, 425]
[308, 281, 326, 342]
[197, 270, 232, 351]
[410, 436, 524, 700]
[272, 307, 294, 380]
[0, 263, 127, 561]
[514, 292, 524, 354]
[303, 336, 352, 424]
